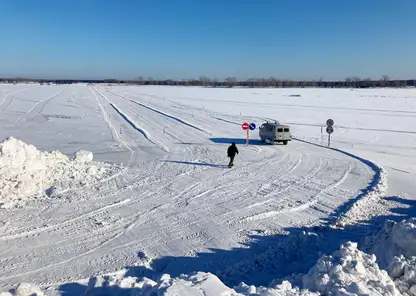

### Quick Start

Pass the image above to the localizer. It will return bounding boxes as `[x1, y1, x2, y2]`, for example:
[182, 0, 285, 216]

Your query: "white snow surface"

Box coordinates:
[0, 84, 415, 295]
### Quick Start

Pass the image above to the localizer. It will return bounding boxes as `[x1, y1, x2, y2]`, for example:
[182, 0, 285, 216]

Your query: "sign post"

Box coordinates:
[242, 122, 256, 146]
[242, 122, 249, 145]
[326, 119, 334, 147]
[249, 123, 256, 146]
[246, 129, 249, 145]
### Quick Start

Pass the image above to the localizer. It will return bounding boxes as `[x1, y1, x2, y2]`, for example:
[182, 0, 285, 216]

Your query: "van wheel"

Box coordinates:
[283, 141, 288, 145]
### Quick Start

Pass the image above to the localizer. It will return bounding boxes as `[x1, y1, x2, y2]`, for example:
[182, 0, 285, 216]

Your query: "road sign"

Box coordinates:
[326, 126, 334, 134]
[242, 122, 249, 130]
[326, 119, 334, 127]
[249, 123, 256, 131]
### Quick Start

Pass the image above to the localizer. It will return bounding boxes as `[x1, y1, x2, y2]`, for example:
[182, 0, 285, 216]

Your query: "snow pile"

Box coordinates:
[74, 150, 94, 162]
[235, 281, 318, 295]
[74, 271, 241, 296]
[0, 137, 121, 208]
[0, 283, 43, 296]
[365, 219, 416, 295]
[302, 242, 400, 295]
[58, 271, 318, 296]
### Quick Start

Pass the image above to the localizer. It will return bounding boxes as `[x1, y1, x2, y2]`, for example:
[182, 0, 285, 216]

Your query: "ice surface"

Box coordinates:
[0, 84, 415, 295]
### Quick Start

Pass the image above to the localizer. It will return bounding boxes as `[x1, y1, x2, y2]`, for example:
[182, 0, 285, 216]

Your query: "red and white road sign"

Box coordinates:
[242, 122, 249, 130]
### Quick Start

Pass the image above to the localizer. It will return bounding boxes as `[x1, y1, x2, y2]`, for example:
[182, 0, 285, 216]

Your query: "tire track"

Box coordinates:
[15, 90, 63, 123]
[238, 163, 353, 224]
[0, 87, 31, 111]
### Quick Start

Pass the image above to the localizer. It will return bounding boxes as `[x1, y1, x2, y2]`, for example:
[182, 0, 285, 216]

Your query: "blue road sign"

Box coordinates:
[249, 123, 256, 130]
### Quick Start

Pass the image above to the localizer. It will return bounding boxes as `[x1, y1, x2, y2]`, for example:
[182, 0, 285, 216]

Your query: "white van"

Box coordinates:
[259, 122, 292, 145]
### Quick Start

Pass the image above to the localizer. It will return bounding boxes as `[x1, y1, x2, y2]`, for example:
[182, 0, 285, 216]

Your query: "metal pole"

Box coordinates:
[328, 133, 331, 147]
[246, 129, 249, 146]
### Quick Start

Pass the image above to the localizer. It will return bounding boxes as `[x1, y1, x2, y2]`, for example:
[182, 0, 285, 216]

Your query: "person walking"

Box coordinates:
[227, 142, 239, 168]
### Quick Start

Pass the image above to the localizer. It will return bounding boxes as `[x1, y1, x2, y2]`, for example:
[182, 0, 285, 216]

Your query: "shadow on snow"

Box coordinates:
[57, 195, 415, 296]
[164, 160, 228, 168]
[210, 138, 271, 145]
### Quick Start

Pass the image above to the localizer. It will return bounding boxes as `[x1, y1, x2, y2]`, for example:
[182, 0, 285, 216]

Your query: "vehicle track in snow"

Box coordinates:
[15, 90, 63, 123]
[93, 87, 169, 152]
[0, 85, 377, 288]
[91, 88, 132, 152]
[0, 87, 32, 111]
[104, 89, 210, 135]
[237, 163, 353, 224]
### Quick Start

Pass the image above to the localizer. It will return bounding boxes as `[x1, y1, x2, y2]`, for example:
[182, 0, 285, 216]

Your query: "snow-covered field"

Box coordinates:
[0, 84, 415, 295]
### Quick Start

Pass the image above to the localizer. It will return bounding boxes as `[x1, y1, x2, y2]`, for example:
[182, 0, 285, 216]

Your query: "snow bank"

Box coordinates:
[73, 271, 241, 296]
[364, 218, 416, 295]
[60, 271, 318, 296]
[0, 137, 121, 208]
[303, 242, 400, 295]
[367, 219, 416, 267]
[235, 281, 318, 295]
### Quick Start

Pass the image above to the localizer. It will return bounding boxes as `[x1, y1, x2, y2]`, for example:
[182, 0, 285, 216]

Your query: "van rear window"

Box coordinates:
[284, 128, 290, 132]
[277, 128, 283, 132]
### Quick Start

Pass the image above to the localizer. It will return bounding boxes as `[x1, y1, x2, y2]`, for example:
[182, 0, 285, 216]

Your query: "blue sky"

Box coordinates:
[0, 0, 415, 80]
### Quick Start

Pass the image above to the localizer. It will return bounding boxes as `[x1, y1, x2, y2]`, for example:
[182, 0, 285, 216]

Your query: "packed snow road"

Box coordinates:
[0, 84, 375, 287]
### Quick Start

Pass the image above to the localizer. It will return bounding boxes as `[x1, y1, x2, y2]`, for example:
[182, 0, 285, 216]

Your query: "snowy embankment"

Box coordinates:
[5, 219, 416, 296]
[0, 137, 122, 208]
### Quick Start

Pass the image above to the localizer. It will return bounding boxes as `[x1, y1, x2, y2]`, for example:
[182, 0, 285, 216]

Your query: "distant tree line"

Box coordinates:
[1, 75, 415, 88]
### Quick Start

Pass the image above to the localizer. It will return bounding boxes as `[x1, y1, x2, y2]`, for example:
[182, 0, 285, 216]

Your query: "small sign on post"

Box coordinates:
[242, 122, 249, 145]
[326, 119, 334, 147]
[326, 119, 334, 127]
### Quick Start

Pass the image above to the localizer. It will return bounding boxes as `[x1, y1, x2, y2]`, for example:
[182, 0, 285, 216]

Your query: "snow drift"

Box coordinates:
[0, 137, 121, 208]
[364, 218, 416, 295]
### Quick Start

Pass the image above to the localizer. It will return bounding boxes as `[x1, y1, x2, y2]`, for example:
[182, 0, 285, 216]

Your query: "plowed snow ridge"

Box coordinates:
[130, 100, 209, 134]
[105, 89, 209, 134]
[93, 87, 168, 151]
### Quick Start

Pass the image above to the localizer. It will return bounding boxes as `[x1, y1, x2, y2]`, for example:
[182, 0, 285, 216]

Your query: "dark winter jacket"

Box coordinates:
[227, 143, 239, 157]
